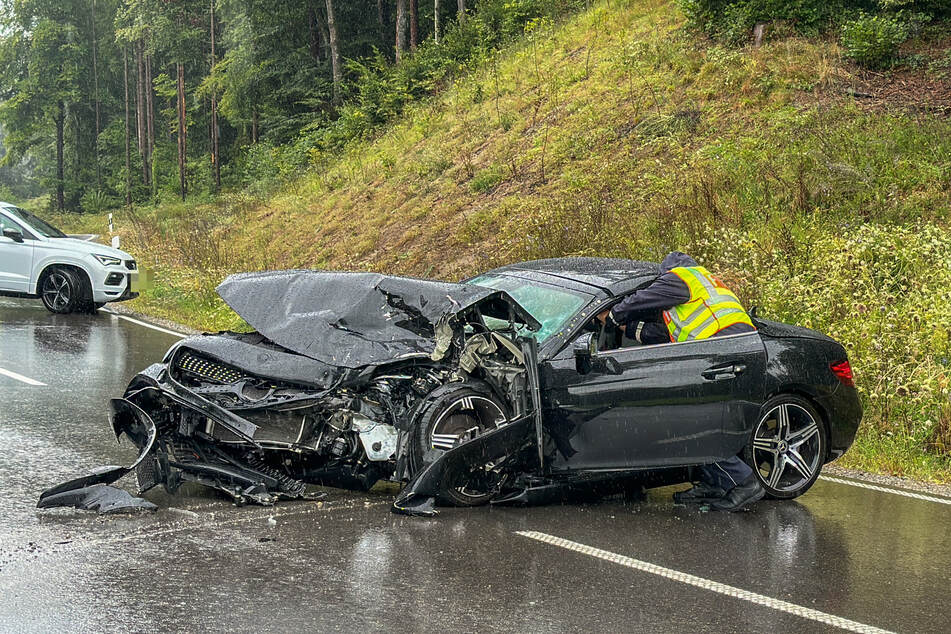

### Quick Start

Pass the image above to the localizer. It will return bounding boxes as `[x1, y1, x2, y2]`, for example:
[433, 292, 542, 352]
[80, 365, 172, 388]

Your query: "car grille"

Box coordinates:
[177, 351, 247, 384]
[125, 259, 137, 270]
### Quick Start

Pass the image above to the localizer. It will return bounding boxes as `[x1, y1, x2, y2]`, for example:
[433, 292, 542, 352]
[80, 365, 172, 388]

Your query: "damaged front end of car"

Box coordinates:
[38, 270, 544, 513]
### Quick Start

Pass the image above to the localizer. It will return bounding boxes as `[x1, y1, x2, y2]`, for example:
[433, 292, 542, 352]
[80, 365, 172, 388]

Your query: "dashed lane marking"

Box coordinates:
[516, 531, 895, 634]
[102, 309, 187, 338]
[0, 366, 46, 386]
[819, 475, 951, 506]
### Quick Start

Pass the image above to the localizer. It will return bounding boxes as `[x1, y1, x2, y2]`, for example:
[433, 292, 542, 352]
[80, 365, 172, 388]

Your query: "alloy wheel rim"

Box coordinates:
[430, 396, 507, 500]
[752, 403, 822, 493]
[42, 273, 71, 310]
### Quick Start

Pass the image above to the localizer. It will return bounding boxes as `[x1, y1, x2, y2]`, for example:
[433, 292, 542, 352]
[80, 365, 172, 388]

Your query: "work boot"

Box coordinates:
[708, 476, 765, 512]
[673, 482, 726, 504]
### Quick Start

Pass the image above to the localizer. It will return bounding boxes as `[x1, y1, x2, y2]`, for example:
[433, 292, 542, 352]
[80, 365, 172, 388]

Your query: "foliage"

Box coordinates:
[841, 12, 911, 67]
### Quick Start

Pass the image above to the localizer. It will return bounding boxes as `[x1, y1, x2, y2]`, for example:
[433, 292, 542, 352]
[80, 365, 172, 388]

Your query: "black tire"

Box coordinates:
[744, 394, 827, 500]
[409, 381, 510, 507]
[40, 266, 90, 314]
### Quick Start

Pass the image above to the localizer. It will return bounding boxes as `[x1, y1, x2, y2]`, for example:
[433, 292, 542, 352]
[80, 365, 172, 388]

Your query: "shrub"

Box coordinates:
[841, 13, 910, 68]
[678, 0, 879, 43]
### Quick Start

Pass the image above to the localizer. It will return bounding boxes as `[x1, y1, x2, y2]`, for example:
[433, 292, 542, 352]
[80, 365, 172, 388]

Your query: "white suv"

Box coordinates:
[0, 202, 138, 313]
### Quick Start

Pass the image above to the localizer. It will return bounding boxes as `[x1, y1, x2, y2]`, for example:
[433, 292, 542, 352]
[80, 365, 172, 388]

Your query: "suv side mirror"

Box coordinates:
[2, 227, 24, 243]
[573, 332, 597, 374]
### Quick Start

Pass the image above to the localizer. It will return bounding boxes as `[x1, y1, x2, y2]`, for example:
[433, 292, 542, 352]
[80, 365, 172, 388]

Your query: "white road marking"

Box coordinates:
[819, 475, 951, 506]
[516, 531, 894, 634]
[0, 366, 46, 386]
[102, 309, 187, 338]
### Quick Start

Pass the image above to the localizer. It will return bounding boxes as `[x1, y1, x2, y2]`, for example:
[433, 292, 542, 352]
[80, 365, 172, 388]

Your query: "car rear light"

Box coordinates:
[830, 360, 855, 387]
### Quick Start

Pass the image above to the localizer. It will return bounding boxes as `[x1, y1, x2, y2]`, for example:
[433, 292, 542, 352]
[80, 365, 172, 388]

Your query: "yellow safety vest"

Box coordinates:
[662, 266, 755, 343]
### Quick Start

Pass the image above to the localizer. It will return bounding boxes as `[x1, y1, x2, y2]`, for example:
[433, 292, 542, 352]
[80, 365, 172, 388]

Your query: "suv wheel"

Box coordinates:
[40, 267, 90, 314]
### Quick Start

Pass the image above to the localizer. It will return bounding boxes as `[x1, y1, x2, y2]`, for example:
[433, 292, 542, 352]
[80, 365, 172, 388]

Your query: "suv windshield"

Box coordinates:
[469, 274, 592, 342]
[2, 205, 67, 238]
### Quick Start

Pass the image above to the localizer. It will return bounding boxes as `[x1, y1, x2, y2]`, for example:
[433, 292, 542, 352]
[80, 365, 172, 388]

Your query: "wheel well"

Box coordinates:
[38, 263, 92, 293]
[764, 387, 833, 461]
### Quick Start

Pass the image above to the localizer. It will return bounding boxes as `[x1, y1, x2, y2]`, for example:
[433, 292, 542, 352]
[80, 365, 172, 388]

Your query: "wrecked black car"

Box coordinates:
[39, 259, 862, 516]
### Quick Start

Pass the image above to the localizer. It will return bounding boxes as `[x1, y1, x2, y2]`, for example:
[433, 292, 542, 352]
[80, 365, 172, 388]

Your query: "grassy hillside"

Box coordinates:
[53, 0, 951, 481]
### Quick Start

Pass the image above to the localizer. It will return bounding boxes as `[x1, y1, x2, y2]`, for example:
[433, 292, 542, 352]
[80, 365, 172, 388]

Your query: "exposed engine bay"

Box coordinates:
[38, 271, 542, 512]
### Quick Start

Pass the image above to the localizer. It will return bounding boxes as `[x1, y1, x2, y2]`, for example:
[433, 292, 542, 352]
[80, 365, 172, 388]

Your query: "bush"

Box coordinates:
[678, 0, 882, 43]
[841, 13, 910, 68]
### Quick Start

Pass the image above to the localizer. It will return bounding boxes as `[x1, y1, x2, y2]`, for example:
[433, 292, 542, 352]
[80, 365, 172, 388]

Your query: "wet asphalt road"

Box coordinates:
[1, 297, 950, 633]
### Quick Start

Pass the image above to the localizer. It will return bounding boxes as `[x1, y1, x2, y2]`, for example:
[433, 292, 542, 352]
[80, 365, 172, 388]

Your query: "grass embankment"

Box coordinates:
[52, 0, 951, 481]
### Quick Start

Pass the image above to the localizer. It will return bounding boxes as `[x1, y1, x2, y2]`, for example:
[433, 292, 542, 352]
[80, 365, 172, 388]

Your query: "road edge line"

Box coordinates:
[102, 309, 188, 338]
[818, 475, 951, 506]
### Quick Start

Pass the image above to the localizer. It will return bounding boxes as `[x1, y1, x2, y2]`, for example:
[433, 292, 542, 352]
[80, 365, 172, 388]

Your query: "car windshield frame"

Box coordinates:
[1, 205, 67, 238]
[468, 273, 594, 343]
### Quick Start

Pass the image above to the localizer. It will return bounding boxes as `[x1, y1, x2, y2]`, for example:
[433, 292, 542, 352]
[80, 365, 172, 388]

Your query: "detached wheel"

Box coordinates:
[40, 267, 88, 314]
[409, 381, 509, 507]
[745, 395, 826, 500]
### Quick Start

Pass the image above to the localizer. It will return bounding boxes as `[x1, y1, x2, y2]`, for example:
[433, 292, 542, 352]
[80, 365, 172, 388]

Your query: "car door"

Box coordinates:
[542, 332, 767, 471]
[0, 213, 34, 293]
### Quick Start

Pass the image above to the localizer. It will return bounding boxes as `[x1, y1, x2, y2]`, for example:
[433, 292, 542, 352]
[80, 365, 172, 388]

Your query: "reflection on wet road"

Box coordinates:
[1, 297, 949, 632]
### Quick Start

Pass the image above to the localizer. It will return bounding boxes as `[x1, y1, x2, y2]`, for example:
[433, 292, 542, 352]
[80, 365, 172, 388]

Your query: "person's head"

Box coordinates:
[660, 251, 697, 273]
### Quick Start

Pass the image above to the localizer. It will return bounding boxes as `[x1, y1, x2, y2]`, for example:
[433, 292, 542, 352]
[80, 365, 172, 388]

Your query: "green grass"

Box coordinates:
[49, 0, 951, 482]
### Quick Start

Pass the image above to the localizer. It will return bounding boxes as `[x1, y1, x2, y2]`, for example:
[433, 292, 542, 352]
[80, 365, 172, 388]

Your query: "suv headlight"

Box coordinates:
[93, 253, 122, 266]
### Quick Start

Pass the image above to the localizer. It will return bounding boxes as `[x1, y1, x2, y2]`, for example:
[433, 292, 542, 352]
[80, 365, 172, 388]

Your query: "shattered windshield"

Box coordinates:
[2, 205, 67, 238]
[469, 274, 591, 342]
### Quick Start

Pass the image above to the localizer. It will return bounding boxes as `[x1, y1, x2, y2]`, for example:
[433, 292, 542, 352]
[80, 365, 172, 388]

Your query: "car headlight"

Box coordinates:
[93, 253, 122, 266]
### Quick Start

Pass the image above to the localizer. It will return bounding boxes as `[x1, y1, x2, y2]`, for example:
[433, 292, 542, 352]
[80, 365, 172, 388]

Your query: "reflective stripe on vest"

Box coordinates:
[662, 266, 755, 342]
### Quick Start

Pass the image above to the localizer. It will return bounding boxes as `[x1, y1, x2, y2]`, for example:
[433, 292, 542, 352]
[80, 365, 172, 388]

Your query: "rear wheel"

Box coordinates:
[745, 395, 826, 500]
[409, 382, 509, 507]
[40, 267, 90, 314]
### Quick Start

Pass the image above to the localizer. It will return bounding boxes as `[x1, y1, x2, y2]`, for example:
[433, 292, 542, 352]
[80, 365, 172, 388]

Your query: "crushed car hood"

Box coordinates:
[217, 271, 540, 369]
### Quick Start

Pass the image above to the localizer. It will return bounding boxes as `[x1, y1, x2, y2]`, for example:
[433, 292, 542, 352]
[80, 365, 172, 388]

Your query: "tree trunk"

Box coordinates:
[90, 0, 101, 191]
[409, 0, 418, 50]
[134, 43, 145, 175]
[145, 52, 154, 188]
[177, 62, 187, 201]
[457, 0, 466, 24]
[325, 0, 342, 106]
[55, 101, 65, 212]
[307, 5, 321, 61]
[123, 49, 131, 208]
[210, 0, 220, 191]
[377, 0, 385, 43]
[434, 0, 440, 44]
[252, 110, 258, 144]
[395, 0, 408, 62]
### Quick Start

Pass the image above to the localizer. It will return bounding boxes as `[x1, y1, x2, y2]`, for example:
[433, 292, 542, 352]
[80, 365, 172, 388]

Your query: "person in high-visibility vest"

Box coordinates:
[596, 251, 764, 512]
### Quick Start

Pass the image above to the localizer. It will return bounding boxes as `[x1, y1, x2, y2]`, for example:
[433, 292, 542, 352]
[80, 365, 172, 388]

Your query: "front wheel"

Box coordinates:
[40, 267, 88, 314]
[409, 381, 510, 507]
[744, 395, 826, 500]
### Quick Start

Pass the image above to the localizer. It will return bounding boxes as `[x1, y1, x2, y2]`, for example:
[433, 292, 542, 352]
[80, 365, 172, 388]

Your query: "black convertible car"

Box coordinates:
[39, 258, 861, 515]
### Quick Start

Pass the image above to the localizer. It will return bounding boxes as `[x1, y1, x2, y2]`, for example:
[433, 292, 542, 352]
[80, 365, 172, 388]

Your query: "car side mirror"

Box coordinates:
[2, 227, 24, 243]
[573, 332, 597, 374]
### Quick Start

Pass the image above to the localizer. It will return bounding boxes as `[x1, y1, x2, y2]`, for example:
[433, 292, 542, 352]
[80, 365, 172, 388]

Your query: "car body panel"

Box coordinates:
[543, 332, 768, 470]
[217, 270, 541, 368]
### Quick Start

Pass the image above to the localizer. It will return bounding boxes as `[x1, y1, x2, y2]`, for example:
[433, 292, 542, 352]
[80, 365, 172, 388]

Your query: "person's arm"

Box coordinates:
[606, 273, 690, 326]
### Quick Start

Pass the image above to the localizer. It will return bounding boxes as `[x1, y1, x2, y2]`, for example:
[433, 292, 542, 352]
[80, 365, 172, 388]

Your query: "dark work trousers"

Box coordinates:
[698, 456, 754, 491]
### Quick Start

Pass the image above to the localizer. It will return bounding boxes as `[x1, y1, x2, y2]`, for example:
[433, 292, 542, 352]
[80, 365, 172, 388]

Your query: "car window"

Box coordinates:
[469, 274, 592, 343]
[1, 205, 66, 238]
[0, 213, 29, 237]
